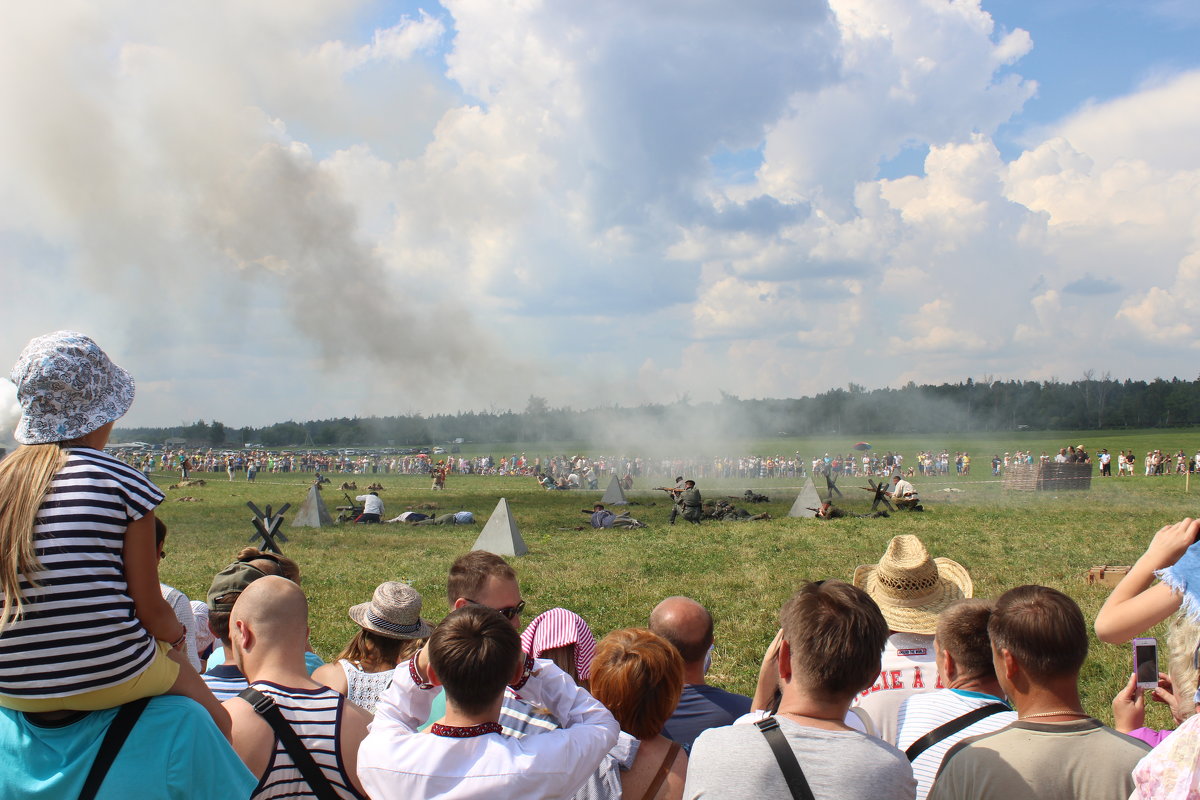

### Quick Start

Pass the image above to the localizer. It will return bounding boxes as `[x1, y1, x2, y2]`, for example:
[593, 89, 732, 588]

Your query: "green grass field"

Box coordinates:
[152, 429, 1200, 729]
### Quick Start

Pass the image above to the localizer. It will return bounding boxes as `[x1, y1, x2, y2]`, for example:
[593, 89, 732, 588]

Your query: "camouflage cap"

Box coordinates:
[206, 562, 269, 611]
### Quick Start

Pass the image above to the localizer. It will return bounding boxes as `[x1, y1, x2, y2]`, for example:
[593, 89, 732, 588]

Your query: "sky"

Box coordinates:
[2, 0, 1199, 434]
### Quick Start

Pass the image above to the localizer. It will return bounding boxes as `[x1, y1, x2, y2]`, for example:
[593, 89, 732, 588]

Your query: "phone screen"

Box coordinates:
[1134, 642, 1158, 685]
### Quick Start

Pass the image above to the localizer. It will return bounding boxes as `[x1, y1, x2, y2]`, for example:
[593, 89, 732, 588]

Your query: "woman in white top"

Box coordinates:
[314, 581, 430, 713]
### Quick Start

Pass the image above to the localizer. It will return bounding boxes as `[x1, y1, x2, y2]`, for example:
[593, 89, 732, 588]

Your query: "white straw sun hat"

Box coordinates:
[853, 535, 974, 635]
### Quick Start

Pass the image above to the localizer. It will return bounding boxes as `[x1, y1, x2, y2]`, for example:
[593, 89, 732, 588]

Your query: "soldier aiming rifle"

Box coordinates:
[656, 476, 686, 525]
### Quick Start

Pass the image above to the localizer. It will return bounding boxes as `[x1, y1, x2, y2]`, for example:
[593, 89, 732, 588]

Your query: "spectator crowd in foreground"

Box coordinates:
[5, 330, 1200, 800]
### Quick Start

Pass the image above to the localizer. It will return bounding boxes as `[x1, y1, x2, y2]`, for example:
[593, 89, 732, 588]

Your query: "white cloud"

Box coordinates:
[2, 1, 1199, 426]
[314, 12, 445, 72]
[1051, 71, 1200, 172]
[756, 0, 1034, 208]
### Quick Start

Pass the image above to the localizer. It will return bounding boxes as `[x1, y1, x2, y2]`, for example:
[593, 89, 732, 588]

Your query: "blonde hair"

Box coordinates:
[0, 444, 68, 631]
[1167, 612, 1200, 722]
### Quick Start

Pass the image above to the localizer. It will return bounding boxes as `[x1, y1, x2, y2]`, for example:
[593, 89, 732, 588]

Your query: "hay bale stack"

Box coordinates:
[1003, 462, 1092, 491]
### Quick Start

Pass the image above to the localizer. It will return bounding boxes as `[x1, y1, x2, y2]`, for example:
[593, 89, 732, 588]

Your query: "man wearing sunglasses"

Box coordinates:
[407, 550, 554, 738]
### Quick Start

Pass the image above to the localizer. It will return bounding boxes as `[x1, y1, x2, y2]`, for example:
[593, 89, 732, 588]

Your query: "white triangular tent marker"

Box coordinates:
[472, 497, 529, 557]
[599, 475, 629, 505]
[292, 484, 334, 527]
[788, 477, 821, 518]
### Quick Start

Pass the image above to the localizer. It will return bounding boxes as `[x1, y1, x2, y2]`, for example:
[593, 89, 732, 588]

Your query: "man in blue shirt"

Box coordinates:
[650, 596, 751, 751]
[0, 695, 256, 799]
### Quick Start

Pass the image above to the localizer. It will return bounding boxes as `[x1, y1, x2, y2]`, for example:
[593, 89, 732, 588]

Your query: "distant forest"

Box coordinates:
[113, 375, 1200, 448]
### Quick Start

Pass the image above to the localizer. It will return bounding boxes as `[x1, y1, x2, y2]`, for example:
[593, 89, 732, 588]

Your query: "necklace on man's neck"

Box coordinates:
[778, 710, 844, 724]
[1020, 709, 1089, 720]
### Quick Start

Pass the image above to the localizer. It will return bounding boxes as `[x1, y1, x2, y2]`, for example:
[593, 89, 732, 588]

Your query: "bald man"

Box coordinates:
[225, 577, 371, 800]
[649, 596, 751, 751]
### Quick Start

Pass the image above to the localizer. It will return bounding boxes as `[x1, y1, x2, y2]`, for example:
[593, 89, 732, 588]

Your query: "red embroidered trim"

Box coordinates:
[510, 653, 535, 690]
[409, 658, 433, 689]
[430, 722, 503, 738]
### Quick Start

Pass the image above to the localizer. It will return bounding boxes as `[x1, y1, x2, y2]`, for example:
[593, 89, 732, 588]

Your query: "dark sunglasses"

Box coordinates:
[468, 599, 526, 621]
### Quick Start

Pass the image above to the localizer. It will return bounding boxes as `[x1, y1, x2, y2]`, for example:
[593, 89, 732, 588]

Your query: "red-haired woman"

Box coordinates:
[576, 628, 687, 800]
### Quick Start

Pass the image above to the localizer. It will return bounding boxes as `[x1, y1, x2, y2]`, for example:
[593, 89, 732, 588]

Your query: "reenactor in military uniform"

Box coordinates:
[679, 480, 703, 524]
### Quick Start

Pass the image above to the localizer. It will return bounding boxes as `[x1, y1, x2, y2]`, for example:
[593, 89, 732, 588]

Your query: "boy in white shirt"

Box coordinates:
[358, 604, 618, 799]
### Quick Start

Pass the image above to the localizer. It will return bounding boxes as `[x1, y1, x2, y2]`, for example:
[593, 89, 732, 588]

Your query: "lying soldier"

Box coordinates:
[581, 504, 644, 529]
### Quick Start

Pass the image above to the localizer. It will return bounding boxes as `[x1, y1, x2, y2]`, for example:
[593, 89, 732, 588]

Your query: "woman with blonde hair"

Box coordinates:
[576, 628, 688, 800]
[0, 331, 228, 736]
[314, 582, 430, 713]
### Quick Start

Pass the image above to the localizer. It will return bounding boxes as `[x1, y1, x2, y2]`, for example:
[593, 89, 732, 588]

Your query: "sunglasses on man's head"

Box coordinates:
[468, 599, 526, 620]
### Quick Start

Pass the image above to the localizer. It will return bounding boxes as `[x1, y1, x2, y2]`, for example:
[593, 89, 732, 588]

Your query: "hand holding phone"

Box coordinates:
[1133, 637, 1158, 690]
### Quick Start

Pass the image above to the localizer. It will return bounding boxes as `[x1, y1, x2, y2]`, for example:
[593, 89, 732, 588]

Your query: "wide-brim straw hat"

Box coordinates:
[10, 330, 135, 445]
[853, 535, 973, 635]
[348, 582, 432, 640]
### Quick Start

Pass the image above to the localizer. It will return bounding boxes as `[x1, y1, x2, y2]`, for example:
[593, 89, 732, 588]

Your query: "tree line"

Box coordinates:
[114, 375, 1200, 447]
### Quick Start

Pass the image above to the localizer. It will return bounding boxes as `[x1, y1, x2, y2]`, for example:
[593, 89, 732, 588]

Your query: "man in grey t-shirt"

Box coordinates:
[684, 581, 915, 800]
[928, 586, 1148, 800]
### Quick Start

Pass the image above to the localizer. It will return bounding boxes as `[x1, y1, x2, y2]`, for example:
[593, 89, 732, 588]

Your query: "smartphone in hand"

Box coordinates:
[1133, 637, 1158, 690]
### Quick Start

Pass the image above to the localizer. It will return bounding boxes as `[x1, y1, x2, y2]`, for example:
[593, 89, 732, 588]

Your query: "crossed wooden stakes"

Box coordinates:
[247, 501, 290, 554]
[859, 478, 895, 513]
[822, 471, 843, 500]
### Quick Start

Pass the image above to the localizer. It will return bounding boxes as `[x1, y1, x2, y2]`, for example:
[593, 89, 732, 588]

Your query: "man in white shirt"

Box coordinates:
[358, 605, 618, 799]
[852, 536, 974, 710]
[888, 475, 921, 510]
[355, 491, 384, 523]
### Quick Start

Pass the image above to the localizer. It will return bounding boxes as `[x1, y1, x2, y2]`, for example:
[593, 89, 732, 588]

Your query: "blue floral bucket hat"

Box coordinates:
[9, 331, 135, 445]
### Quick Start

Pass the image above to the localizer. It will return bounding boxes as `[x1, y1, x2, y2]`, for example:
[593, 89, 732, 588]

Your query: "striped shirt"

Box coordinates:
[250, 681, 366, 800]
[0, 447, 163, 698]
[896, 689, 1015, 800]
[203, 664, 249, 703]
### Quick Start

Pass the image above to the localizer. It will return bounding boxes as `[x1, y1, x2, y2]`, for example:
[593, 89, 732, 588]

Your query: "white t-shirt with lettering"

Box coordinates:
[855, 633, 942, 703]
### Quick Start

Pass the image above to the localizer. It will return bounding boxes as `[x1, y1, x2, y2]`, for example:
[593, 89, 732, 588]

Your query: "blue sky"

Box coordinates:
[2, 0, 1200, 433]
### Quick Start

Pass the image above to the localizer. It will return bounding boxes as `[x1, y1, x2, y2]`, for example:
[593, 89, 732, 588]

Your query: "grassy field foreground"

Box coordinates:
[153, 466, 1200, 728]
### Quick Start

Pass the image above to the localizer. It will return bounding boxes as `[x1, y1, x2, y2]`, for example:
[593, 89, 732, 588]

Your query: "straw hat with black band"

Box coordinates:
[853, 535, 973, 635]
[348, 582, 432, 640]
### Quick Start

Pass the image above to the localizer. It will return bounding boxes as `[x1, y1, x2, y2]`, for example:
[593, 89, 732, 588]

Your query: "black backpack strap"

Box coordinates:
[755, 716, 816, 800]
[79, 697, 151, 800]
[239, 687, 341, 800]
[904, 703, 1010, 762]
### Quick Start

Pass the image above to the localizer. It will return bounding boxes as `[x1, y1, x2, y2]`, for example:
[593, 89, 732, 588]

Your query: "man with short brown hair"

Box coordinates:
[893, 600, 1015, 800]
[684, 581, 915, 799]
[447, 550, 519, 611]
[929, 586, 1149, 800]
[357, 605, 618, 799]
[426, 551, 551, 737]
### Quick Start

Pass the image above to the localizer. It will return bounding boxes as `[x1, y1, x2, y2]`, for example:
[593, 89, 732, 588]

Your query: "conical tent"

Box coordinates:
[599, 475, 629, 505]
[292, 484, 334, 527]
[472, 497, 529, 557]
[788, 477, 821, 518]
